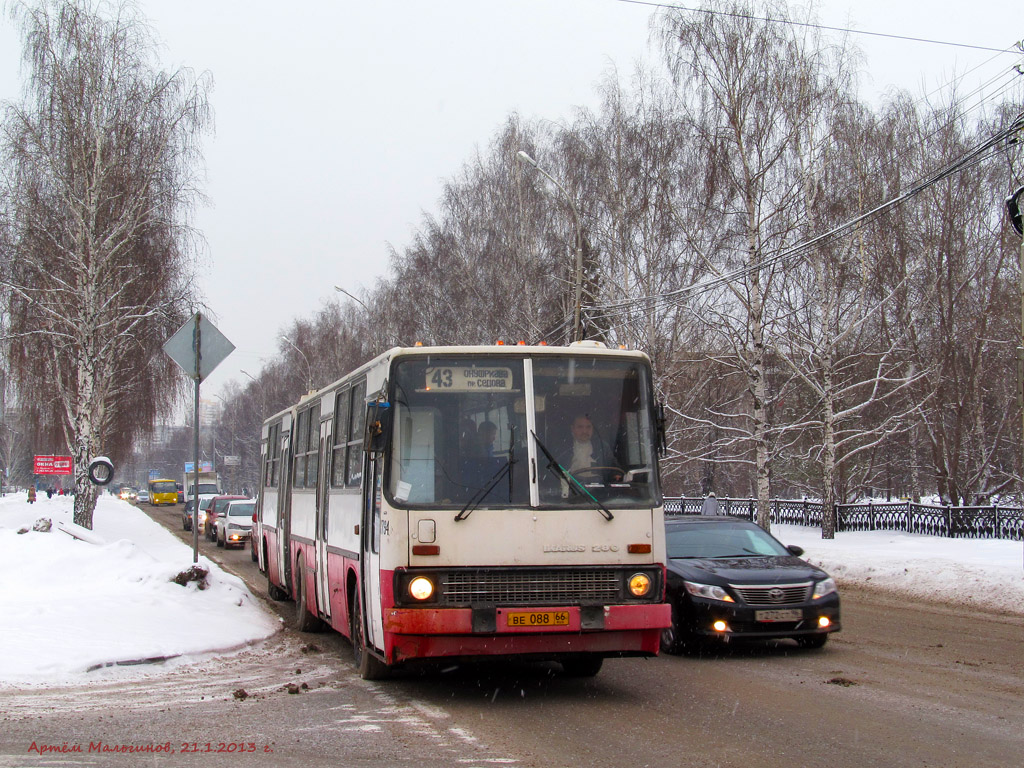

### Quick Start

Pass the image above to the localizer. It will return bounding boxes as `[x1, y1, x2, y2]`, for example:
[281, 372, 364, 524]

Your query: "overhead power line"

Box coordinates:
[614, 0, 1019, 55]
[584, 110, 1024, 325]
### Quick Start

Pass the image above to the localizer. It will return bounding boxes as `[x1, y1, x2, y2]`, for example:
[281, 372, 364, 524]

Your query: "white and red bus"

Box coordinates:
[257, 342, 670, 679]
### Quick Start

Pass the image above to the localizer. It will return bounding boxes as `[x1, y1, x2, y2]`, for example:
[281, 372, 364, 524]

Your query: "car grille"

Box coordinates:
[439, 568, 627, 607]
[730, 582, 812, 605]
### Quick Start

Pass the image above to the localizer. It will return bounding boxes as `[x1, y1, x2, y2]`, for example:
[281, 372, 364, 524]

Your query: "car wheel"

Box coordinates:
[350, 592, 389, 680]
[796, 634, 829, 649]
[660, 601, 685, 655]
[561, 656, 604, 677]
[216, 532, 224, 548]
[251, 542, 258, 562]
[292, 557, 323, 633]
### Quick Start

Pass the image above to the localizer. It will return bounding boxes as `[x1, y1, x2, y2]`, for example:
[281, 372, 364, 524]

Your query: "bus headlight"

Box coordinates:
[628, 572, 652, 597]
[408, 576, 435, 601]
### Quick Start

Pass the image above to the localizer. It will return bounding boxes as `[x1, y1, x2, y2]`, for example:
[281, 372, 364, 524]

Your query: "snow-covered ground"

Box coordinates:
[775, 523, 1024, 614]
[1, 491, 1021, 688]
[0, 492, 279, 688]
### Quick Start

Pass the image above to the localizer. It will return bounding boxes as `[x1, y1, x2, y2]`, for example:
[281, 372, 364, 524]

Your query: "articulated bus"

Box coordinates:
[257, 342, 670, 679]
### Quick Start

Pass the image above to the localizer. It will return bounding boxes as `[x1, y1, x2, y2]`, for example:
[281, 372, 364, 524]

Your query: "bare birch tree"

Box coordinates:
[658, 0, 842, 529]
[777, 99, 932, 537]
[0, 0, 210, 527]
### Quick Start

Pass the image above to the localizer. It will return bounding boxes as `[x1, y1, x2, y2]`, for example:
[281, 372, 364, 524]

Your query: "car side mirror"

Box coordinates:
[786, 544, 804, 557]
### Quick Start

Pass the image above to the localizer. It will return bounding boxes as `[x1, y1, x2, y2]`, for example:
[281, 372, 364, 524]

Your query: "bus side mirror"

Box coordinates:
[655, 404, 667, 457]
[364, 402, 392, 454]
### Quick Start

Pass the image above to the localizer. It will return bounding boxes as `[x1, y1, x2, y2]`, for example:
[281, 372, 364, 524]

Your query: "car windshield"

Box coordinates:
[387, 354, 660, 510]
[199, 498, 213, 510]
[227, 503, 254, 518]
[666, 521, 791, 559]
[151, 481, 175, 493]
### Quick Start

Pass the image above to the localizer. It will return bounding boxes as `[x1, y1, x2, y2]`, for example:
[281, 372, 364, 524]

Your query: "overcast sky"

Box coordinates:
[0, 1, 1019, 408]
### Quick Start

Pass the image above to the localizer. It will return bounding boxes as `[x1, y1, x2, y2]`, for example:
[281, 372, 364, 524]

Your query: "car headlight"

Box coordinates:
[683, 580, 734, 603]
[812, 577, 837, 600]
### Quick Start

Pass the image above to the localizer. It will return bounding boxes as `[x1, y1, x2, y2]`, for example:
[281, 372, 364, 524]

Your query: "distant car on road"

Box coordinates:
[182, 495, 216, 533]
[136, 490, 150, 504]
[216, 500, 255, 549]
[661, 516, 840, 654]
[205, 495, 248, 541]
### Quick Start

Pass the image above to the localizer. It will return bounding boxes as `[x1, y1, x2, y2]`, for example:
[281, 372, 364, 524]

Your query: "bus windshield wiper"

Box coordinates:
[531, 430, 613, 521]
[455, 426, 516, 522]
[454, 460, 512, 521]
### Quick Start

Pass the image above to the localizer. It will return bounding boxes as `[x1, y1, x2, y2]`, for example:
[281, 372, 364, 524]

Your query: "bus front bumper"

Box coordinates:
[383, 603, 670, 663]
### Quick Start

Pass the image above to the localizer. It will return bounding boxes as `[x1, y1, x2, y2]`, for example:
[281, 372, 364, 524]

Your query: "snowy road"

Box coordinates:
[2, 502, 1022, 766]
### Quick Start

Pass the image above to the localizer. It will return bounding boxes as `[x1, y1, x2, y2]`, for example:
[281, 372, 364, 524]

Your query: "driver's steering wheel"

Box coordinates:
[572, 466, 626, 483]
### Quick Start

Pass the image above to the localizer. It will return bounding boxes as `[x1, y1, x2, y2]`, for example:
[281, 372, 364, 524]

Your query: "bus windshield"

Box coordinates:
[387, 354, 660, 509]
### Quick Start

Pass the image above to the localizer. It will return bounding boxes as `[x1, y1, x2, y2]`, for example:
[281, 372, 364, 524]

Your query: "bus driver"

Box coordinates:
[566, 414, 610, 472]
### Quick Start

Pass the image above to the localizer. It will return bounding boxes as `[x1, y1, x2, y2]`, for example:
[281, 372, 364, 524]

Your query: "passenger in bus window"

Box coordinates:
[460, 417, 480, 455]
[478, 421, 498, 457]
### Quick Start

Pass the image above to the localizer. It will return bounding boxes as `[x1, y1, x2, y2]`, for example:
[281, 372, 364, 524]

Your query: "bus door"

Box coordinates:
[360, 452, 384, 650]
[314, 418, 332, 620]
[277, 428, 293, 594]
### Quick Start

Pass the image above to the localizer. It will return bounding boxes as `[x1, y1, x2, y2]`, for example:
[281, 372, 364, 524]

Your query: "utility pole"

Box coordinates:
[1005, 185, 1024, 523]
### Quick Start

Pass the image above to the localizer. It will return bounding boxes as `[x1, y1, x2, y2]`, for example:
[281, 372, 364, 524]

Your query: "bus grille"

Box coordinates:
[440, 568, 625, 606]
[730, 583, 811, 606]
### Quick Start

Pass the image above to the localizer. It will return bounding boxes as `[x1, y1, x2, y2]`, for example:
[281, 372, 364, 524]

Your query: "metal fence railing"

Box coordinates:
[663, 497, 1024, 541]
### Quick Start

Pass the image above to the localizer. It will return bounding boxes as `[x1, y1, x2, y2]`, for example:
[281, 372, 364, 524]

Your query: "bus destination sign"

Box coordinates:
[425, 366, 513, 392]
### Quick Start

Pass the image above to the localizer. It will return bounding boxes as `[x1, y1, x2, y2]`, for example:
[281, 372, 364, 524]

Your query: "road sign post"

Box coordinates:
[164, 313, 234, 563]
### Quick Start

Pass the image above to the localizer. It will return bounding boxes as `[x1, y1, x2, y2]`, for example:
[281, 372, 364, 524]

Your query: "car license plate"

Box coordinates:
[757, 610, 802, 622]
[507, 610, 570, 627]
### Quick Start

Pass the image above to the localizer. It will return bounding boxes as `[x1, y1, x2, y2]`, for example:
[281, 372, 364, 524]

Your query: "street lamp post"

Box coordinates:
[516, 150, 584, 343]
[240, 369, 267, 418]
[334, 285, 370, 312]
[280, 336, 313, 392]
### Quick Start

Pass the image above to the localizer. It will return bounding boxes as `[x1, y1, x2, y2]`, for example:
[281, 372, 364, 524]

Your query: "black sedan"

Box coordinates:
[661, 516, 840, 653]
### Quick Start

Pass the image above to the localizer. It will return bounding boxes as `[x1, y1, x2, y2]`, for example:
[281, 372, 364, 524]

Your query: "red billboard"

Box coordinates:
[33, 455, 73, 475]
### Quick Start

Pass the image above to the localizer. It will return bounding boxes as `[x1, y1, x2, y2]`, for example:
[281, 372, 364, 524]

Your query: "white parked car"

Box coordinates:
[215, 499, 255, 549]
[182, 494, 217, 532]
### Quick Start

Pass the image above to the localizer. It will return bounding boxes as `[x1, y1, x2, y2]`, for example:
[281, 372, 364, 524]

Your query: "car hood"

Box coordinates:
[668, 556, 828, 585]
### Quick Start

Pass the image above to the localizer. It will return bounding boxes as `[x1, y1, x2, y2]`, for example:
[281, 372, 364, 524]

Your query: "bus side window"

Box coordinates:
[331, 388, 350, 487]
[346, 380, 366, 487]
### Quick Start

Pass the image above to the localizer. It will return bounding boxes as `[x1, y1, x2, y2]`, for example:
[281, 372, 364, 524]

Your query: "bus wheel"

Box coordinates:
[293, 558, 323, 633]
[350, 595, 389, 681]
[561, 656, 604, 677]
[266, 561, 289, 602]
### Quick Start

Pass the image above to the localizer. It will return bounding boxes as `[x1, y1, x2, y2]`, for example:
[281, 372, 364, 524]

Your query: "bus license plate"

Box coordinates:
[507, 610, 570, 627]
[755, 609, 802, 622]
